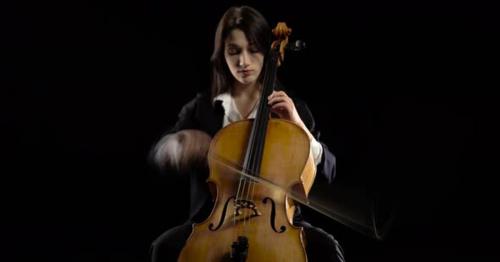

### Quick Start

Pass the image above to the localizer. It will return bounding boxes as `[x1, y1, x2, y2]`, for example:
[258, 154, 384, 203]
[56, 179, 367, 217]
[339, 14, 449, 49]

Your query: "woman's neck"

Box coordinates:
[230, 81, 261, 119]
[231, 82, 261, 100]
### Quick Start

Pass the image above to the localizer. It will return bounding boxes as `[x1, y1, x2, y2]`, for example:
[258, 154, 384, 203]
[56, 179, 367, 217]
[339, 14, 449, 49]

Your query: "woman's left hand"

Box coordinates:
[268, 91, 305, 127]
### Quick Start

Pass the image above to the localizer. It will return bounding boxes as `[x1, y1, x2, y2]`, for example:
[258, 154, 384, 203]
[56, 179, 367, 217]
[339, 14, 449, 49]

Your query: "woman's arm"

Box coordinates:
[268, 91, 337, 184]
[149, 93, 212, 173]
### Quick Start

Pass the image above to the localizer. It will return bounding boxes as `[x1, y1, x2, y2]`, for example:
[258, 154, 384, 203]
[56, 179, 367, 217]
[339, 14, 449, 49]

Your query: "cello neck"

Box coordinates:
[242, 45, 281, 178]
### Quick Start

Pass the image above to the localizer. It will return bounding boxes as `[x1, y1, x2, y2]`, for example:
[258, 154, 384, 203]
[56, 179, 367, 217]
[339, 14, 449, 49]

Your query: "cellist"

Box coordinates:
[149, 5, 345, 262]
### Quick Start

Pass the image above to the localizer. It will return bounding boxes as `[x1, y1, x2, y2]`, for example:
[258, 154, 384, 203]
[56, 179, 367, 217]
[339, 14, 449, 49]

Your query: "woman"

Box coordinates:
[150, 6, 344, 262]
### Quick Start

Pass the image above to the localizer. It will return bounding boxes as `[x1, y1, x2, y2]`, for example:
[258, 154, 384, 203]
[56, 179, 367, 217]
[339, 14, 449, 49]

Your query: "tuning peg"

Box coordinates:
[288, 40, 306, 51]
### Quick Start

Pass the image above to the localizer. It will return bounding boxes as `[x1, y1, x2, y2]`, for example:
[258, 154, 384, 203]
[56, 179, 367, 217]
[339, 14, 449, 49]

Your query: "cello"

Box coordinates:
[178, 22, 316, 262]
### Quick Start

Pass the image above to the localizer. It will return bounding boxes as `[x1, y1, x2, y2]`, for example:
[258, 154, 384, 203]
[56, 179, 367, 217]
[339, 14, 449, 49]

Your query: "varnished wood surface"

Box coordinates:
[178, 119, 316, 262]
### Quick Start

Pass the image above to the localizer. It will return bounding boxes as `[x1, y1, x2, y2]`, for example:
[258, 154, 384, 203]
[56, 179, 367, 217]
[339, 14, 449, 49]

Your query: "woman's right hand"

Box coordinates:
[153, 129, 212, 173]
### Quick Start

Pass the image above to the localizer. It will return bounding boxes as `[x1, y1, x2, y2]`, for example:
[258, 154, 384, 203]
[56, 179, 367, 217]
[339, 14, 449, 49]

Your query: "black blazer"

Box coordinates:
[154, 90, 337, 223]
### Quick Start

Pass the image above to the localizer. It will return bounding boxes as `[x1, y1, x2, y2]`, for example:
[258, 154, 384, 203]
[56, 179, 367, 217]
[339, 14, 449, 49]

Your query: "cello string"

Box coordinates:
[235, 152, 253, 241]
[244, 100, 262, 230]
[241, 131, 256, 230]
[235, 43, 279, 241]
[249, 176, 257, 229]
[243, 119, 260, 230]
[235, 118, 257, 230]
[248, 49, 277, 230]
[250, 96, 269, 221]
[244, 49, 277, 232]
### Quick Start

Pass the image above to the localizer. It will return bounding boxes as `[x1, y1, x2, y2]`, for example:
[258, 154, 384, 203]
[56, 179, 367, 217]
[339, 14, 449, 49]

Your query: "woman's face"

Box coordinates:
[224, 29, 265, 86]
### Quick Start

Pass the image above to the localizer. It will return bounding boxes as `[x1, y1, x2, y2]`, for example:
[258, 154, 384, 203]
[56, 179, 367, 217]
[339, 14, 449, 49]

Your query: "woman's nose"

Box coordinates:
[238, 51, 250, 67]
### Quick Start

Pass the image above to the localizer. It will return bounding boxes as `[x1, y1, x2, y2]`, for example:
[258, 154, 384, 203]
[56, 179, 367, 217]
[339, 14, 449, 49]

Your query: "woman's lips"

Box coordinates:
[239, 70, 254, 77]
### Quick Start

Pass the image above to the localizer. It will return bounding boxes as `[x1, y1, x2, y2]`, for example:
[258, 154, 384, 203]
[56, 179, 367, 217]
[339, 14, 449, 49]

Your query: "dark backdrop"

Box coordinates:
[3, 0, 499, 261]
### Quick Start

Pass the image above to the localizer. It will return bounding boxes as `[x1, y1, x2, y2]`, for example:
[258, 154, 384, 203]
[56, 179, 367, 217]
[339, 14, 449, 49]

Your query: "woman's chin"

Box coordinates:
[236, 77, 257, 86]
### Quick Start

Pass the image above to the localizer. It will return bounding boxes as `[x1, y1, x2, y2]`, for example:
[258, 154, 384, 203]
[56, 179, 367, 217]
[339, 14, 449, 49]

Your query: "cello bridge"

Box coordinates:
[234, 199, 262, 218]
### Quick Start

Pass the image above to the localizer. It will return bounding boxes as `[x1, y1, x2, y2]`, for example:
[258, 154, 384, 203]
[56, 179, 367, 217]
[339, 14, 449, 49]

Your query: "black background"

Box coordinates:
[3, 0, 499, 261]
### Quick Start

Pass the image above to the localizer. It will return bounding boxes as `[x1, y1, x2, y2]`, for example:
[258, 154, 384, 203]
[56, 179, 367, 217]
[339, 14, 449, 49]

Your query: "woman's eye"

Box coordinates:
[249, 46, 259, 53]
[227, 48, 239, 55]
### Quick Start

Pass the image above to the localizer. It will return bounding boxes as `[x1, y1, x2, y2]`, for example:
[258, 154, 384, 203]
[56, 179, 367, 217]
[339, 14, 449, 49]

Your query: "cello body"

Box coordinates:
[178, 119, 316, 262]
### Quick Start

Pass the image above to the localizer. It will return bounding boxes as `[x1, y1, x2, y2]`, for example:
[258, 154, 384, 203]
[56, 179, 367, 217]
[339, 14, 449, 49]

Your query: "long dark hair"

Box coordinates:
[210, 6, 272, 100]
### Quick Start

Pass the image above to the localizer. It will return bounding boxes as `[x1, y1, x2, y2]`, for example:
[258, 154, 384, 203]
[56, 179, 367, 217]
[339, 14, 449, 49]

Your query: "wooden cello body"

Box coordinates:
[178, 22, 315, 262]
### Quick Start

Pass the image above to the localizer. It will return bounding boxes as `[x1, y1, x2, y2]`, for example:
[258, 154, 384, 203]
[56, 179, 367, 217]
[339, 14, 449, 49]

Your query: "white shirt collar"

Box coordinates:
[213, 92, 258, 126]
